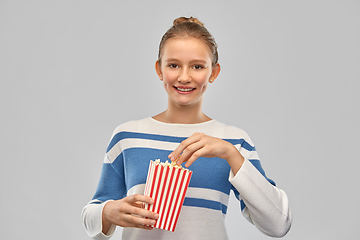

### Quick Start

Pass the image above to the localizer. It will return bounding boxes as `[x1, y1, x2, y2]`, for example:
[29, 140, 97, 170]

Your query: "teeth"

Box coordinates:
[176, 87, 194, 92]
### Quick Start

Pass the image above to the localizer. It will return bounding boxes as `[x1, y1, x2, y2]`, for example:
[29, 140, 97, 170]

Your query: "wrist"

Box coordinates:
[224, 144, 244, 175]
[102, 201, 114, 234]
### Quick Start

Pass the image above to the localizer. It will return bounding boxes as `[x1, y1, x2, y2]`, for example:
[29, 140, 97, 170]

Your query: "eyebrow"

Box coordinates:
[165, 58, 208, 64]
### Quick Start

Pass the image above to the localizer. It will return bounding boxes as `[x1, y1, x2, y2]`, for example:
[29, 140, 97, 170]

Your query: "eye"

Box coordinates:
[168, 64, 178, 69]
[192, 65, 204, 70]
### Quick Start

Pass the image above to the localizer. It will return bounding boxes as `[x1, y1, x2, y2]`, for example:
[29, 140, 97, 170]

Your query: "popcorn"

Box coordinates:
[143, 159, 192, 231]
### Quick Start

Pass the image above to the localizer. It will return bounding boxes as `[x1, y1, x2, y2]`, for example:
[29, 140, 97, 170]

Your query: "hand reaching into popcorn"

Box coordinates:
[169, 132, 245, 175]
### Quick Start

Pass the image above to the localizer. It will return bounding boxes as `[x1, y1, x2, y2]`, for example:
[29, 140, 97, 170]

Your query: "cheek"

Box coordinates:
[162, 81, 170, 92]
[197, 73, 210, 88]
[162, 73, 180, 91]
[162, 71, 176, 83]
[200, 83, 208, 92]
[162, 75, 173, 91]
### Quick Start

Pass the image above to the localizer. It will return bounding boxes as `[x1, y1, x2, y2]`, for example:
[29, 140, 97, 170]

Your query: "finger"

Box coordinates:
[120, 197, 158, 221]
[129, 205, 159, 220]
[118, 215, 155, 229]
[138, 224, 154, 230]
[118, 200, 158, 220]
[171, 133, 202, 162]
[184, 147, 208, 168]
[126, 194, 154, 205]
[177, 140, 205, 165]
[123, 212, 158, 227]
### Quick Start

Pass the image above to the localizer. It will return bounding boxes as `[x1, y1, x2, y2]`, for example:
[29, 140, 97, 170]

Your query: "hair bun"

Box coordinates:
[173, 17, 204, 27]
[159, 16, 218, 67]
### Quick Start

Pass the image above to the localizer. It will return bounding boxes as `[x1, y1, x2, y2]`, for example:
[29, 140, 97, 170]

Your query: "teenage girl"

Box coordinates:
[82, 17, 292, 240]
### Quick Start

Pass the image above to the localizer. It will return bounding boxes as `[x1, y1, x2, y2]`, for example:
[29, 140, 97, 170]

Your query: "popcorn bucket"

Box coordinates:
[143, 159, 192, 232]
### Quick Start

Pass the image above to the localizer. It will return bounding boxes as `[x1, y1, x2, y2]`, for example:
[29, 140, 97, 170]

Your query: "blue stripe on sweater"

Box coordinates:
[107, 132, 186, 152]
[92, 155, 275, 204]
[183, 197, 228, 214]
[240, 200, 246, 211]
[110, 147, 234, 195]
[107, 131, 255, 153]
[224, 138, 255, 152]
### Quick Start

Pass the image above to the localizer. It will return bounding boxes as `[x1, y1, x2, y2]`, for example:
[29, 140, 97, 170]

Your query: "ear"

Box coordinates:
[209, 63, 221, 83]
[155, 60, 163, 81]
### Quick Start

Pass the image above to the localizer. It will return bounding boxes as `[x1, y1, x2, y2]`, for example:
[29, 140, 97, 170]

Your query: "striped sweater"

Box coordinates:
[82, 117, 292, 239]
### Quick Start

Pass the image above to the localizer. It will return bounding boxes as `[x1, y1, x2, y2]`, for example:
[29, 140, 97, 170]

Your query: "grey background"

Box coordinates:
[1, 0, 359, 239]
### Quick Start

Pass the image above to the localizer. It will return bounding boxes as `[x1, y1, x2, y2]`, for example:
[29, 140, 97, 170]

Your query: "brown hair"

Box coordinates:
[158, 17, 218, 67]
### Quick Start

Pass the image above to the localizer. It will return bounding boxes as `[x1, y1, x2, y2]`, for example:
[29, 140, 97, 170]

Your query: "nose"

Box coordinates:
[178, 68, 191, 83]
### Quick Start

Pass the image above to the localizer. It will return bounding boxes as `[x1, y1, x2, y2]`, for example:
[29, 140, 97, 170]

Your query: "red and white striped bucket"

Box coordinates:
[143, 159, 192, 232]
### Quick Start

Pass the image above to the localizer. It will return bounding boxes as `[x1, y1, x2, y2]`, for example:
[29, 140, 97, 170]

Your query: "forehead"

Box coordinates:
[161, 37, 212, 62]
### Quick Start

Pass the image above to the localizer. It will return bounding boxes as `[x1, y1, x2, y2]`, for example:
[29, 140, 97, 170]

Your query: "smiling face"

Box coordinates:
[156, 37, 220, 108]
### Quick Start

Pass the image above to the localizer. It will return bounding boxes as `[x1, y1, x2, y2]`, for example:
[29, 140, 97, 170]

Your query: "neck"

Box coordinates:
[153, 100, 211, 124]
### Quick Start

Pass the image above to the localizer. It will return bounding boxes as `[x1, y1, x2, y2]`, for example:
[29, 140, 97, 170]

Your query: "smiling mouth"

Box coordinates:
[174, 86, 196, 92]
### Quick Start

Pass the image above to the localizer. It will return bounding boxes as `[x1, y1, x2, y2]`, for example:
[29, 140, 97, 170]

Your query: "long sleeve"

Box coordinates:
[81, 200, 116, 240]
[229, 158, 292, 237]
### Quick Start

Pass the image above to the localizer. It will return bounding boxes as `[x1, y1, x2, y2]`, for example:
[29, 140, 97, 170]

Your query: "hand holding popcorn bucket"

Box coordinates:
[143, 159, 192, 232]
